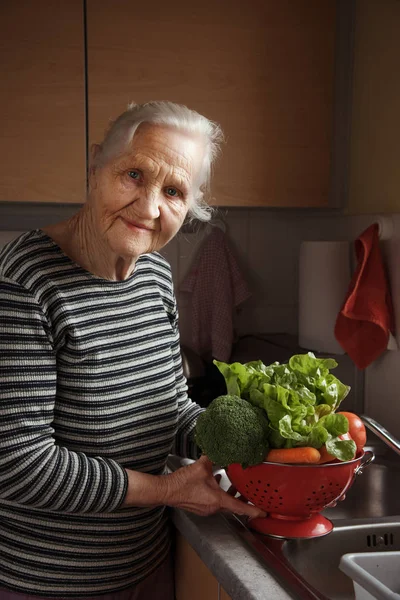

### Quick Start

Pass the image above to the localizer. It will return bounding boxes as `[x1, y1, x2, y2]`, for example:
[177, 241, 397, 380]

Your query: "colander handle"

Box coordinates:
[354, 450, 375, 476]
[326, 450, 375, 508]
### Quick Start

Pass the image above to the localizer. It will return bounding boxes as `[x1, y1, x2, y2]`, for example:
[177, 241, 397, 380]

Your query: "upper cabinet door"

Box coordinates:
[348, 0, 400, 214]
[0, 1, 86, 203]
[87, 0, 336, 208]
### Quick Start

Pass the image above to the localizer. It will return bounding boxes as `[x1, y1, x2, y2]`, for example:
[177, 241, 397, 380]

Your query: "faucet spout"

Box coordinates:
[361, 415, 400, 457]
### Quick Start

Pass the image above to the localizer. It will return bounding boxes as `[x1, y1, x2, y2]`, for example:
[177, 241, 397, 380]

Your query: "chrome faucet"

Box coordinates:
[361, 415, 400, 457]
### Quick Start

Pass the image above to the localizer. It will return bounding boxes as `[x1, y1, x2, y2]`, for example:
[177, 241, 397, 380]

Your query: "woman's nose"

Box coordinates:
[134, 189, 161, 219]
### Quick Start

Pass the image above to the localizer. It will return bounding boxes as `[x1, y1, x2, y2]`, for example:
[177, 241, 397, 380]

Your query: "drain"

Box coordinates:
[367, 532, 394, 548]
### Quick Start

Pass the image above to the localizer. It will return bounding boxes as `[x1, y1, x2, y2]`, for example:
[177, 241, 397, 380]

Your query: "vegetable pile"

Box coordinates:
[195, 352, 367, 468]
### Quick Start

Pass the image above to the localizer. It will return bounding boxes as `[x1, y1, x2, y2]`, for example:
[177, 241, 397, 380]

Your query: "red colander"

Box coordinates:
[226, 450, 374, 539]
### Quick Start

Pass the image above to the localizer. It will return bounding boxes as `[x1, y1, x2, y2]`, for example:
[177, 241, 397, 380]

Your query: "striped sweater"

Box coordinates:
[0, 229, 203, 597]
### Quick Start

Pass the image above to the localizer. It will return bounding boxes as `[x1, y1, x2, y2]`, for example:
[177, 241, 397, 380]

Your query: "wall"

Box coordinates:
[166, 209, 363, 342]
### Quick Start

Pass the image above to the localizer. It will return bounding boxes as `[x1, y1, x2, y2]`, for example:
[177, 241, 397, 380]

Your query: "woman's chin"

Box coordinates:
[109, 235, 155, 260]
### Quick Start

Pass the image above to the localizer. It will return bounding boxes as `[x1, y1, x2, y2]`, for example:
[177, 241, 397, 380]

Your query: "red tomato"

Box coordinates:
[338, 412, 367, 452]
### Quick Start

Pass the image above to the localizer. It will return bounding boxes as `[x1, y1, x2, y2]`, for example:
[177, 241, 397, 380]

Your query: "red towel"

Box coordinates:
[334, 223, 395, 369]
[180, 227, 251, 362]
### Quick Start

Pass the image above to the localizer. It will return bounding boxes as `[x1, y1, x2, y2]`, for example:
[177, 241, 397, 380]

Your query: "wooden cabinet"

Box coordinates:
[175, 533, 219, 600]
[0, 1, 345, 209]
[86, 0, 337, 208]
[174, 533, 233, 600]
[0, 1, 86, 203]
[348, 0, 400, 214]
[220, 587, 233, 600]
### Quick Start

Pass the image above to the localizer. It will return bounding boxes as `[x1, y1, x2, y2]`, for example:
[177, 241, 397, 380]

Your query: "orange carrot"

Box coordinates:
[266, 447, 321, 464]
[317, 433, 355, 464]
[317, 445, 337, 464]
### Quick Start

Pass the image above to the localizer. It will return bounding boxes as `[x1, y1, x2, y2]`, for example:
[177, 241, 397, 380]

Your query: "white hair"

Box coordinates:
[93, 101, 224, 222]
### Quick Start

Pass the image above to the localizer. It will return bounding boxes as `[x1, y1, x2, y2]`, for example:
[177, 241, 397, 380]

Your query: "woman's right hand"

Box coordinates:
[162, 455, 266, 519]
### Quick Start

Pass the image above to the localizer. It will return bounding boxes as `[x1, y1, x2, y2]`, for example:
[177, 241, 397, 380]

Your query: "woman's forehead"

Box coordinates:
[117, 125, 205, 178]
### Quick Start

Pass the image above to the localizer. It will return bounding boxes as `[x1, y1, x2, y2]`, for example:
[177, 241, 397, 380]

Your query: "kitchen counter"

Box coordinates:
[172, 508, 293, 600]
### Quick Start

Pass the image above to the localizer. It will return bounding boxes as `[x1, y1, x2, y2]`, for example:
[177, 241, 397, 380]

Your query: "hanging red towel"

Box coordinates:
[334, 223, 395, 369]
[180, 227, 251, 362]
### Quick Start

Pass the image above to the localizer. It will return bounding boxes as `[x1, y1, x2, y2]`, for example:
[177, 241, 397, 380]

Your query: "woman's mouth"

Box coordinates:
[122, 217, 154, 232]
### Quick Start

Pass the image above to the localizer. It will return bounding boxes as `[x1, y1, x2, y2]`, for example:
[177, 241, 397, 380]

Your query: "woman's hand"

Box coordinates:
[162, 455, 266, 519]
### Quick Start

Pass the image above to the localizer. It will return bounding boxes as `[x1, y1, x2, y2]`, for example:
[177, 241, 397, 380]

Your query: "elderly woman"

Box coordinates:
[0, 101, 264, 600]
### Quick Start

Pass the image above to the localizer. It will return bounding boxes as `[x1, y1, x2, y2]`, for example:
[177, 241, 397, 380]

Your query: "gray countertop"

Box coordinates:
[172, 508, 293, 600]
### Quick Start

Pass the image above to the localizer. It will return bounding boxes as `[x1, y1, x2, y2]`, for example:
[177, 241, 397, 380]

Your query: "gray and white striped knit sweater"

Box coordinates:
[0, 229, 203, 597]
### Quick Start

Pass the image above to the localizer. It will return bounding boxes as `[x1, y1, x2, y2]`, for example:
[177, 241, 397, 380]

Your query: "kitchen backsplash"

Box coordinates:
[1, 207, 399, 437]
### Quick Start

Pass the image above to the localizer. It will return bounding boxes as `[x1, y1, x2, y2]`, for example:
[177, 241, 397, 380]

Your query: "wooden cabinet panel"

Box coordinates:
[0, 1, 86, 203]
[348, 0, 400, 214]
[175, 533, 219, 600]
[87, 0, 336, 208]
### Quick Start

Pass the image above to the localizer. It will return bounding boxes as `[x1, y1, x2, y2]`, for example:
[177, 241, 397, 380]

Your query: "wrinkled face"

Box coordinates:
[88, 124, 205, 259]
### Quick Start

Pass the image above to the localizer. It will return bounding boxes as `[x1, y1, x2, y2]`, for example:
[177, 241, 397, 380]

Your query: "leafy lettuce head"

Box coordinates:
[214, 353, 355, 461]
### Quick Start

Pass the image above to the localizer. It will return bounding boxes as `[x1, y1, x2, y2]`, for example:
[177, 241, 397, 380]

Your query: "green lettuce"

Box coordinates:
[214, 352, 352, 461]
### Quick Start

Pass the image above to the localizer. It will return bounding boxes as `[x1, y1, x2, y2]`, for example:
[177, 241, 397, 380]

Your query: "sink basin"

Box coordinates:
[322, 456, 400, 520]
[222, 450, 400, 599]
[282, 519, 400, 599]
[277, 453, 400, 598]
[168, 445, 400, 599]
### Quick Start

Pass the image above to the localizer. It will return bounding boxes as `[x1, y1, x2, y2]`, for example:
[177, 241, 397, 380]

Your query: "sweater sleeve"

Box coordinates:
[0, 278, 128, 513]
[168, 299, 204, 460]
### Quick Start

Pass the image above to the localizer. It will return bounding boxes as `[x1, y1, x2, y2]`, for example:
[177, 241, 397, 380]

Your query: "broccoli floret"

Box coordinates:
[195, 395, 270, 468]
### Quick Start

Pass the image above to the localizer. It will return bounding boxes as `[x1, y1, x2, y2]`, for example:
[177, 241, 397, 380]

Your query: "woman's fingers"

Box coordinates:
[220, 491, 266, 519]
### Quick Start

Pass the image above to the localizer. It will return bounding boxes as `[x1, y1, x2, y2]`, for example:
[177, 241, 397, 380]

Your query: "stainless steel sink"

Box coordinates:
[282, 519, 400, 599]
[322, 454, 400, 520]
[222, 444, 400, 600]
[168, 432, 400, 600]
[224, 514, 400, 600]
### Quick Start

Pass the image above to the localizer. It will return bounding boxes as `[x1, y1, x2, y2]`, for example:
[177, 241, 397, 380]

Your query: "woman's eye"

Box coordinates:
[165, 187, 180, 198]
[128, 170, 141, 180]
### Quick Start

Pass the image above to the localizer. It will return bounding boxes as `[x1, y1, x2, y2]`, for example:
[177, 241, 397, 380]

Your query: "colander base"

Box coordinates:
[249, 513, 333, 539]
